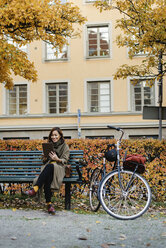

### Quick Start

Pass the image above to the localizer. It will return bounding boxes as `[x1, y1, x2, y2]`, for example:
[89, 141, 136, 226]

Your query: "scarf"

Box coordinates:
[51, 138, 65, 158]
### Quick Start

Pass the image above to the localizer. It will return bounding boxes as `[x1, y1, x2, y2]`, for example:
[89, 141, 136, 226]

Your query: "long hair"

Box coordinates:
[48, 127, 64, 143]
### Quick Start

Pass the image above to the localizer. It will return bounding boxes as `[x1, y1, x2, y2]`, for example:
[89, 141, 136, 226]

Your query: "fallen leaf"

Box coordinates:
[96, 221, 101, 224]
[12, 208, 16, 212]
[101, 243, 110, 248]
[78, 236, 88, 240]
[11, 237, 17, 240]
[86, 228, 91, 232]
[119, 234, 127, 240]
[161, 232, 166, 237]
[146, 243, 151, 246]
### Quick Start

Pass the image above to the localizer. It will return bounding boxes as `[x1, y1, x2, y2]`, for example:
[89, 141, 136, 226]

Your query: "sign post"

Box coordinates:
[77, 109, 81, 139]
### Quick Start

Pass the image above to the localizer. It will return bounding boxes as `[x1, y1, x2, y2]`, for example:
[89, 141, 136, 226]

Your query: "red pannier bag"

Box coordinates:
[123, 154, 146, 174]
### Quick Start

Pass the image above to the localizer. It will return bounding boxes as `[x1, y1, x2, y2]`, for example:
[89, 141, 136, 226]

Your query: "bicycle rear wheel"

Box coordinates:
[99, 170, 151, 220]
[89, 168, 102, 212]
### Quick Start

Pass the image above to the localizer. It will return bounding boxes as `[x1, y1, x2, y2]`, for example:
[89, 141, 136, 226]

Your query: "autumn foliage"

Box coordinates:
[0, 138, 165, 201]
[0, 0, 86, 89]
[95, 0, 166, 82]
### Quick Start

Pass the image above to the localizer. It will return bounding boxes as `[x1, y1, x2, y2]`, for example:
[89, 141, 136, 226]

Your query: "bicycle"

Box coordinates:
[90, 125, 152, 220]
[89, 145, 117, 212]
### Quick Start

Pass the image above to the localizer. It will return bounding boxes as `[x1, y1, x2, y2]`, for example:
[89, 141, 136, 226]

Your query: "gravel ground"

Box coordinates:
[0, 209, 165, 248]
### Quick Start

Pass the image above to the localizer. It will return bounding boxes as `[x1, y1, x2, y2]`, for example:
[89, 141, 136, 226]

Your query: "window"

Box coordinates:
[7, 37, 28, 53]
[129, 135, 158, 139]
[86, 136, 114, 139]
[86, 25, 110, 58]
[3, 137, 29, 140]
[43, 136, 71, 140]
[131, 79, 155, 112]
[45, 43, 68, 61]
[46, 83, 68, 114]
[88, 81, 111, 113]
[134, 49, 148, 56]
[85, 0, 96, 2]
[49, 0, 67, 5]
[129, 32, 148, 57]
[7, 85, 27, 115]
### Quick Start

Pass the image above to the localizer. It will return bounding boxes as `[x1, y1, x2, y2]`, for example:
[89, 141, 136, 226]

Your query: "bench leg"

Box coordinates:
[65, 182, 71, 210]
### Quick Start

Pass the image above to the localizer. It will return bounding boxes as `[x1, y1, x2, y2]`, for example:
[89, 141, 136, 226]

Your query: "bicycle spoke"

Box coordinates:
[99, 170, 151, 220]
[89, 168, 101, 212]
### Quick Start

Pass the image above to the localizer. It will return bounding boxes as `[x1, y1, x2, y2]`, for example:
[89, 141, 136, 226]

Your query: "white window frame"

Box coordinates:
[84, 0, 96, 3]
[44, 81, 69, 114]
[85, 79, 112, 113]
[130, 78, 156, 112]
[5, 82, 29, 116]
[85, 23, 111, 59]
[44, 42, 68, 61]
[7, 36, 29, 54]
[127, 46, 149, 58]
[127, 31, 149, 58]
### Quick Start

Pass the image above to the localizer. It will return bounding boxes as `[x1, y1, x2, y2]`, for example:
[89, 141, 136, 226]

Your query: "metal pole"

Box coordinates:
[77, 109, 81, 138]
[158, 52, 163, 140]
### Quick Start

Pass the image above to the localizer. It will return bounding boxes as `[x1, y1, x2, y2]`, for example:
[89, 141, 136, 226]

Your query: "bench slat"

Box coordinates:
[0, 150, 84, 211]
[0, 150, 83, 180]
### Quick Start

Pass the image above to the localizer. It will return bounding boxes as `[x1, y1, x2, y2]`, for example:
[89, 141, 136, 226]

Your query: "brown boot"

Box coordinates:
[48, 204, 56, 215]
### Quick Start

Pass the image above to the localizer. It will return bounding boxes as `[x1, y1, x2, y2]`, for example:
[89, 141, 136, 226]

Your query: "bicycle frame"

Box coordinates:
[112, 127, 139, 193]
[91, 125, 151, 219]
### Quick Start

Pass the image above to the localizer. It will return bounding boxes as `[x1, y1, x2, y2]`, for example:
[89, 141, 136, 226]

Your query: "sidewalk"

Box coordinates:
[0, 209, 165, 248]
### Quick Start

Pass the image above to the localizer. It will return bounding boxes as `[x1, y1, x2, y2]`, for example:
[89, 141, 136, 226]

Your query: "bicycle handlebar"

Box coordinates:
[107, 125, 121, 131]
[107, 125, 124, 142]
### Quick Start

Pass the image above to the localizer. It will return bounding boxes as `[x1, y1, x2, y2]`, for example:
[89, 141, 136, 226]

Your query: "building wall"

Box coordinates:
[0, 0, 166, 140]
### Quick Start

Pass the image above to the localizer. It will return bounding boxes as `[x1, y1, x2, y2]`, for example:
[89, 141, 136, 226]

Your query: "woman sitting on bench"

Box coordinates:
[25, 127, 70, 215]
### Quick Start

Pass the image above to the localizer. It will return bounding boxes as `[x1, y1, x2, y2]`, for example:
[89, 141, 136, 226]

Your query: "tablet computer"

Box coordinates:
[42, 142, 54, 159]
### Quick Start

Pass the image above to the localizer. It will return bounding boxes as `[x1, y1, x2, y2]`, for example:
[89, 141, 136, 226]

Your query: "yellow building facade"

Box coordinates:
[0, 0, 166, 140]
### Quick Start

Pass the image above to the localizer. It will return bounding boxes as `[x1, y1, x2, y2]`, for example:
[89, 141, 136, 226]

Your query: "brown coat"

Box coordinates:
[34, 141, 70, 191]
[50, 141, 70, 190]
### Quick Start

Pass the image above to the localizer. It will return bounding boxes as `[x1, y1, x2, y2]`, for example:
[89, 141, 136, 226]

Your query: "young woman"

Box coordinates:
[26, 127, 70, 215]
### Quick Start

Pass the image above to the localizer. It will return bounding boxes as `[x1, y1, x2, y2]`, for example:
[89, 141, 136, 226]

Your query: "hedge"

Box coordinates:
[0, 138, 165, 201]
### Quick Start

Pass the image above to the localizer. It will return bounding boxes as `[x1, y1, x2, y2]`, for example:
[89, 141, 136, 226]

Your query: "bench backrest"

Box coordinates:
[0, 150, 84, 183]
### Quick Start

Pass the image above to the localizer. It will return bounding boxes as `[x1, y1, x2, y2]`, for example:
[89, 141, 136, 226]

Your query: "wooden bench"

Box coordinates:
[0, 150, 84, 210]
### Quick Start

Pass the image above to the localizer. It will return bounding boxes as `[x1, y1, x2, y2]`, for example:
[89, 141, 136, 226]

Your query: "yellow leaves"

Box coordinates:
[94, 1, 112, 12]
[96, 0, 166, 80]
[0, 0, 86, 88]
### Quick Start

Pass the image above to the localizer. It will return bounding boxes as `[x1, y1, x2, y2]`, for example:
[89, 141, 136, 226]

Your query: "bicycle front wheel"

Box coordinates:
[99, 170, 151, 220]
[89, 168, 102, 212]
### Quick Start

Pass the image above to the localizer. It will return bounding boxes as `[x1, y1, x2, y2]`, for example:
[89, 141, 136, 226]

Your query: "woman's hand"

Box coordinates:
[49, 151, 61, 163]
